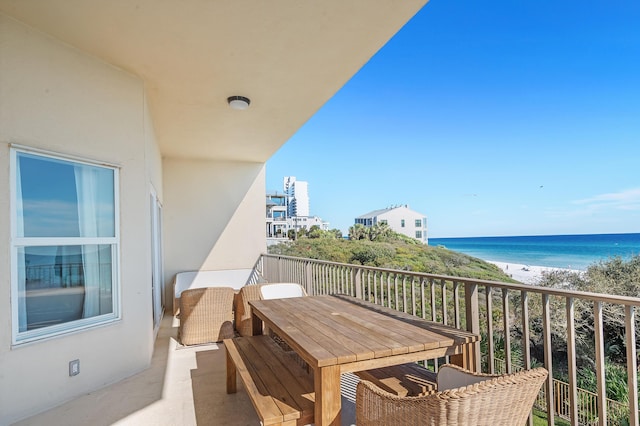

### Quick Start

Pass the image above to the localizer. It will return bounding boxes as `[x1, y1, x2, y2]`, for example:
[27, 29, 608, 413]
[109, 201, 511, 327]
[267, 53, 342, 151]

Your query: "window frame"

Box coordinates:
[10, 146, 121, 345]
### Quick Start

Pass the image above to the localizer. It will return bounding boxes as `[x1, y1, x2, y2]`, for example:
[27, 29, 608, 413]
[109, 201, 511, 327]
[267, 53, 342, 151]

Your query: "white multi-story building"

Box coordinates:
[266, 192, 289, 239]
[355, 205, 428, 244]
[290, 215, 329, 233]
[284, 176, 310, 217]
[267, 178, 328, 244]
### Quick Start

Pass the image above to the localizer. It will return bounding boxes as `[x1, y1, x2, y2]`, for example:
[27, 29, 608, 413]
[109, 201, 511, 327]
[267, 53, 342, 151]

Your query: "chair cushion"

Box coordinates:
[260, 283, 306, 299]
[437, 364, 498, 391]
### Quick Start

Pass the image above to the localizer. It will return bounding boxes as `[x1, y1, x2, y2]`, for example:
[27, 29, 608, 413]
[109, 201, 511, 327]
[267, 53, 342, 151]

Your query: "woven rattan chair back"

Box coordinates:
[234, 284, 263, 337]
[178, 287, 235, 346]
[356, 364, 548, 426]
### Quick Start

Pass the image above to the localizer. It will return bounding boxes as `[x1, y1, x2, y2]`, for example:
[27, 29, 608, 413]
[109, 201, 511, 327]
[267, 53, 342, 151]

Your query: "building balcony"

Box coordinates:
[17, 254, 640, 426]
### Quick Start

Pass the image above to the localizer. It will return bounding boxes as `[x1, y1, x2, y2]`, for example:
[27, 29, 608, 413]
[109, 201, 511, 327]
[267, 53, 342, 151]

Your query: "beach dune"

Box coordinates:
[487, 261, 582, 285]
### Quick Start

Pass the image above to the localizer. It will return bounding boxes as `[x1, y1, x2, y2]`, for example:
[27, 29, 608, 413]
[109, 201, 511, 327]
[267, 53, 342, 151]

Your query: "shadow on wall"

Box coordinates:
[162, 158, 266, 309]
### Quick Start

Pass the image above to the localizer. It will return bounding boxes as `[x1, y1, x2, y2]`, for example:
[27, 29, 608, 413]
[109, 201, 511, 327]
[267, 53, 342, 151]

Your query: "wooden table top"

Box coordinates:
[249, 294, 479, 370]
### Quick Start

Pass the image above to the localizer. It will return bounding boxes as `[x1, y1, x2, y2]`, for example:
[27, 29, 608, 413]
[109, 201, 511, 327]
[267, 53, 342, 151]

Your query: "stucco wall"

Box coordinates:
[163, 158, 267, 310]
[0, 14, 161, 423]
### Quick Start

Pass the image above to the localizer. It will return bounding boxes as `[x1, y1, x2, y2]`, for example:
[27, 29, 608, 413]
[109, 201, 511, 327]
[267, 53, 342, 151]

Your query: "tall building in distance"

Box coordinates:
[283, 176, 310, 217]
[267, 177, 328, 243]
[355, 205, 428, 244]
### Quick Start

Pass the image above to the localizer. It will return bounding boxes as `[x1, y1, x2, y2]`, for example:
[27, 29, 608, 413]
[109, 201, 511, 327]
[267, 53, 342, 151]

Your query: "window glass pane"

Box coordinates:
[17, 245, 113, 331]
[415, 219, 422, 227]
[17, 152, 115, 238]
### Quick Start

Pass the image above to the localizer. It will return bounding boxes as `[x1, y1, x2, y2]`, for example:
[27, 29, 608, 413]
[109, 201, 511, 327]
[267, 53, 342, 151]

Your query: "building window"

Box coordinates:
[415, 231, 423, 239]
[415, 219, 422, 227]
[11, 148, 120, 344]
[401, 219, 405, 228]
[380, 220, 388, 225]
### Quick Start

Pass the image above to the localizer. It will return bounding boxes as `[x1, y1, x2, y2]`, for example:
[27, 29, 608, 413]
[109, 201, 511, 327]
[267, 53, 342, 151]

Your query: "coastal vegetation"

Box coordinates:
[536, 257, 640, 409]
[489, 255, 640, 424]
[268, 223, 518, 283]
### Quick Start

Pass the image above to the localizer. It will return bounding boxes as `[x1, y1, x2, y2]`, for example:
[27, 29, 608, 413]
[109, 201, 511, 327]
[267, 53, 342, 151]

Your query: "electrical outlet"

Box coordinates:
[69, 359, 80, 376]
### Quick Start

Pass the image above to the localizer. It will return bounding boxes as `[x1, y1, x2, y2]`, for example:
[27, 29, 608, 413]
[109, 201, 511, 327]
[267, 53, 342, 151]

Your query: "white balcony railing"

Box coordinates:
[258, 254, 640, 426]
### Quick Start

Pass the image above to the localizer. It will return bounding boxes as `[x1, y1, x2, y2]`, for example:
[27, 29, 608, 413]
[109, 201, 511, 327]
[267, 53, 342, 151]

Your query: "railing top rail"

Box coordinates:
[261, 253, 640, 307]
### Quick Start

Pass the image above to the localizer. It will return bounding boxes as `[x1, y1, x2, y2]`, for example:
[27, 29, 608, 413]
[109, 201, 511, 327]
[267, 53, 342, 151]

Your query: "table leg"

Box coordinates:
[449, 342, 478, 372]
[251, 313, 263, 336]
[314, 365, 341, 426]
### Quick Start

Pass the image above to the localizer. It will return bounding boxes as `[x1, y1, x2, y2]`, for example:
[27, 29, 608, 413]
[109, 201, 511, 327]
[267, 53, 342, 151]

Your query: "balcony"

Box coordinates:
[258, 254, 640, 426]
[17, 254, 640, 426]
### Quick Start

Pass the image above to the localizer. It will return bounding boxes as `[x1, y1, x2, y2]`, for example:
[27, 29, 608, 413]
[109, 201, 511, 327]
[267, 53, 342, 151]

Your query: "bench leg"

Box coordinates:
[226, 347, 237, 394]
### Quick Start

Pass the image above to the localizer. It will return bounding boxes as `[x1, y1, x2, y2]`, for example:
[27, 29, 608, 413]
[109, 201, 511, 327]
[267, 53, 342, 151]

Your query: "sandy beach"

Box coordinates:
[487, 260, 583, 284]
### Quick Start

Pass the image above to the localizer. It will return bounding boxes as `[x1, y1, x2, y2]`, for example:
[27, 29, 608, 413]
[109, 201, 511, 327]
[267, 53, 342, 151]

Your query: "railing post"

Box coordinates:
[566, 297, 578, 426]
[464, 282, 480, 372]
[354, 268, 362, 299]
[521, 290, 533, 426]
[277, 256, 284, 282]
[542, 294, 554, 426]
[625, 306, 639, 426]
[486, 286, 494, 374]
[594, 301, 607, 426]
[306, 260, 314, 296]
[502, 288, 511, 374]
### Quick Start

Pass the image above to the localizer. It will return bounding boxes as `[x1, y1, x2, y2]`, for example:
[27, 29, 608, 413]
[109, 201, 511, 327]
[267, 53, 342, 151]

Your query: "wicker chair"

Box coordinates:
[234, 284, 263, 337]
[356, 364, 548, 426]
[178, 287, 235, 346]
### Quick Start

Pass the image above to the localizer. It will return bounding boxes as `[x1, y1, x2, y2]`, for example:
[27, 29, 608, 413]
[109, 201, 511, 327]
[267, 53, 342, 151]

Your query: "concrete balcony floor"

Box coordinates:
[14, 315, 357, 426]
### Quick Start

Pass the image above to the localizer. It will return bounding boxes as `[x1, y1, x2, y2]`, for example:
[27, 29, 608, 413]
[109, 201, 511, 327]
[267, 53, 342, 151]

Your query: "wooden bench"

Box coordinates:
[224, 335, 315, 426]
[355, 362, 437, 396]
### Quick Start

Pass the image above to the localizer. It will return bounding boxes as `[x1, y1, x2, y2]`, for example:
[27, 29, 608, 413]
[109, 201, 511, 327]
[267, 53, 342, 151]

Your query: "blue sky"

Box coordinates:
[266, 0, 640, 238]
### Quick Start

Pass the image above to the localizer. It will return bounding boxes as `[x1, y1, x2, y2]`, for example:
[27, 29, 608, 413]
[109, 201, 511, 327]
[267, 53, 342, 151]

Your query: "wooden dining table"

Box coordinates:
[249, 293, 480, 426]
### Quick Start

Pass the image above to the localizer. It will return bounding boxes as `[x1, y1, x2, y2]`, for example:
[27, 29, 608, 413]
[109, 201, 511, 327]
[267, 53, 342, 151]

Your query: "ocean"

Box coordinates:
[428, 233, 640, 271]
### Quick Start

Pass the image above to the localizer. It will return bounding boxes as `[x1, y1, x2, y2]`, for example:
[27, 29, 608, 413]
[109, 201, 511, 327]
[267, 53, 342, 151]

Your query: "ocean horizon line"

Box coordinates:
[429, 231, 640, 240]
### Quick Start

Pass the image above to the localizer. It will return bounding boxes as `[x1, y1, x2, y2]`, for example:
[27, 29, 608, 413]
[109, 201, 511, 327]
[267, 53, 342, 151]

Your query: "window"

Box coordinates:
[401, 219, 405, 228]
[380, 220, 388, 225]
[415, 231, 423, 239]
[415, 219, 422, 227]
[11, 148, 119, 343]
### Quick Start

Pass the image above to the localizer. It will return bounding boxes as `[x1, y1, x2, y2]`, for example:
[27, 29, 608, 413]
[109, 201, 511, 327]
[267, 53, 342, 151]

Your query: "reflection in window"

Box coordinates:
[13, 150, 119, 342]
[18, 245, 113, 330]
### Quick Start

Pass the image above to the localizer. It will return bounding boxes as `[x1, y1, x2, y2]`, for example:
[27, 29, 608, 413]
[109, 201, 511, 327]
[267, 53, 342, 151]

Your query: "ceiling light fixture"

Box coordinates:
[227, 95, 251, 110]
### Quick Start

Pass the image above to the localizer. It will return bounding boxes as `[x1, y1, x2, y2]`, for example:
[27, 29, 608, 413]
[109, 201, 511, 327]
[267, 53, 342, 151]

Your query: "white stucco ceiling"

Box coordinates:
[0, 0, 428, 162]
